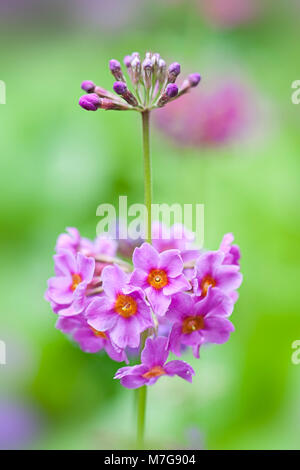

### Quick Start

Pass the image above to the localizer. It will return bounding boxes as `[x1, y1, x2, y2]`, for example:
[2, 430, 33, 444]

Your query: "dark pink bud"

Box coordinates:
[79, 93, 100, 111]
[113, 81, 127, 95]
[188, 73, 201, 87]
[166, 83, 178, 98]
[81, 80, 95, 93]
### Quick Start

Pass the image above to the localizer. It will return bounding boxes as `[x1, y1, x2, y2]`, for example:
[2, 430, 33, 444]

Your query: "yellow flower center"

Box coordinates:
[115, 294, 137, 318]
[142, 365, 166, 379]
[182, 315, 205, 334]
[71, 273, 82, 291]
[147, 269, 168, 290]
[200, 275, 216, 297]
[90, 327, 107, 339]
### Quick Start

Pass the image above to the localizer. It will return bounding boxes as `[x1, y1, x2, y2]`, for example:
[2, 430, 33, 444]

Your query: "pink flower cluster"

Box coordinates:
[45, 225, 242, 389]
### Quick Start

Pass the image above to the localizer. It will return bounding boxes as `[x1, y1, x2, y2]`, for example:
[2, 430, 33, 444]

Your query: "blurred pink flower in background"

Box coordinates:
[197, 0, 261, 28]
[155, 79, 256, 149]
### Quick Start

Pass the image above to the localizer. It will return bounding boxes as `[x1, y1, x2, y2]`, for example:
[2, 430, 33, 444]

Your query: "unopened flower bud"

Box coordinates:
[142, 58, 153, 89]
[81, 80, 95, 93]
[166, 83, 179, 98]
[157, 83, 178, 107]
[123, 55, 132, 68]
[167, 62, 181, 83]
[79, 93, 100, 111]
[152, 53, 160, 68]
[131, 56, 141, 85]
[113, 81, 139, 107]
[157, 59, 167, 85]
[188, 73, 201, 87]
[109, 59, 126, 82]
[179, 73, 202, 96]
[131, 52, 140, 60]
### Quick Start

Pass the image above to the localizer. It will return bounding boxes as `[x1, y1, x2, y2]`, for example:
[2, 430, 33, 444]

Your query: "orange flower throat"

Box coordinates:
[71, 273, 82, 291]
[115, 294, 137, 318]
[90, 327, 107, 339]
[182, 315, 205, 334]
[200, 275, 216, 297]
[147, 269, 168, 290]
[142, 365, 166, 379]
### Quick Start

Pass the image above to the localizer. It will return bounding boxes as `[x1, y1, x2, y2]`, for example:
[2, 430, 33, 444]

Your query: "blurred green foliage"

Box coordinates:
[0, 0, 300, 449]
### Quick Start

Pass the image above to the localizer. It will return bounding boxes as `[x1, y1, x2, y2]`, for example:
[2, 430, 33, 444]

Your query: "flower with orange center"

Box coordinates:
[114, 337, 195, 389]
[71, 273, 82, 291]
[182, 315, 205, 334]
[200, 275, 216, 297]
[166, 290, 235, 359]
[131, 243, 190, 316]
[114, 294, 138, 318]
[87, 265, 153, 349]
[142, 365, 166, 379]
[147, 269, 168, 290]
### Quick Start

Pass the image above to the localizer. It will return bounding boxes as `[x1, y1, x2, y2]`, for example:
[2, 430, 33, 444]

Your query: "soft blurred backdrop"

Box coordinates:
[0, 0, 300, 450]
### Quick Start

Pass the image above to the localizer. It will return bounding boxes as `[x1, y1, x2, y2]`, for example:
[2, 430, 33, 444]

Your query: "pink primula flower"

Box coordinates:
[86, 264, 153, 349]
[56, 314, 127, 362]
[46, 249, 95, 317]
[131, 243, 190, 316]
[114, 336, 195, 389]
[167, 289, 234, 358]
[192, 250, 242, 300]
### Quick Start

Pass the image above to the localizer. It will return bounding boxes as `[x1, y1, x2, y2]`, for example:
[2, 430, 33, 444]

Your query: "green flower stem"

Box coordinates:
[142, 110, 152, 244]
[136, 111, 152, 449]
[136, 385, 147, 449]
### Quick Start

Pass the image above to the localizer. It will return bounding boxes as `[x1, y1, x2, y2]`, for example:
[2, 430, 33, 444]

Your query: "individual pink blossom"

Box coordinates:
[114, 336, 195, 389]
[86, 264, 153, 349]
[56, 314, 127, 362]
[46, 249, 95, 317]
[166, 289, 234, 358]
[131, 243, 190, 316]
[219, 233, 241, 266]
[192, 250, 242, 300]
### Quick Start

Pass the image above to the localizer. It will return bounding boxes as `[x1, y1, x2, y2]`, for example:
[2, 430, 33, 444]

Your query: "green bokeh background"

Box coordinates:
[0, 0, 300, 449]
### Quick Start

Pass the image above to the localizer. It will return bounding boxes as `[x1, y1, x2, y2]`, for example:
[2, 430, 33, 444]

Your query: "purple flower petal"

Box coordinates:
[194, 287, 233, 318]
[109, 316, 140, 349]
[129, 268, 148, 289]
[77, 252, 95, 282]
[202, 316, 235, 344]
[53, 250, 77, 277]
[158, 250, 183, 277]
[167, 323, 183, 356]
[147, 288, 171, 317]
[214, 265, 243, 292]
[86, 297, 117, 331]
[141, 336, 169, 368]
[163, 274, 190, 296]
[47, 277, 73, 305]
[132, 243, 160, 272]
[166, 292, 194, 322]
[102, 264, 128, 298]
[164, 360, 195, 383]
